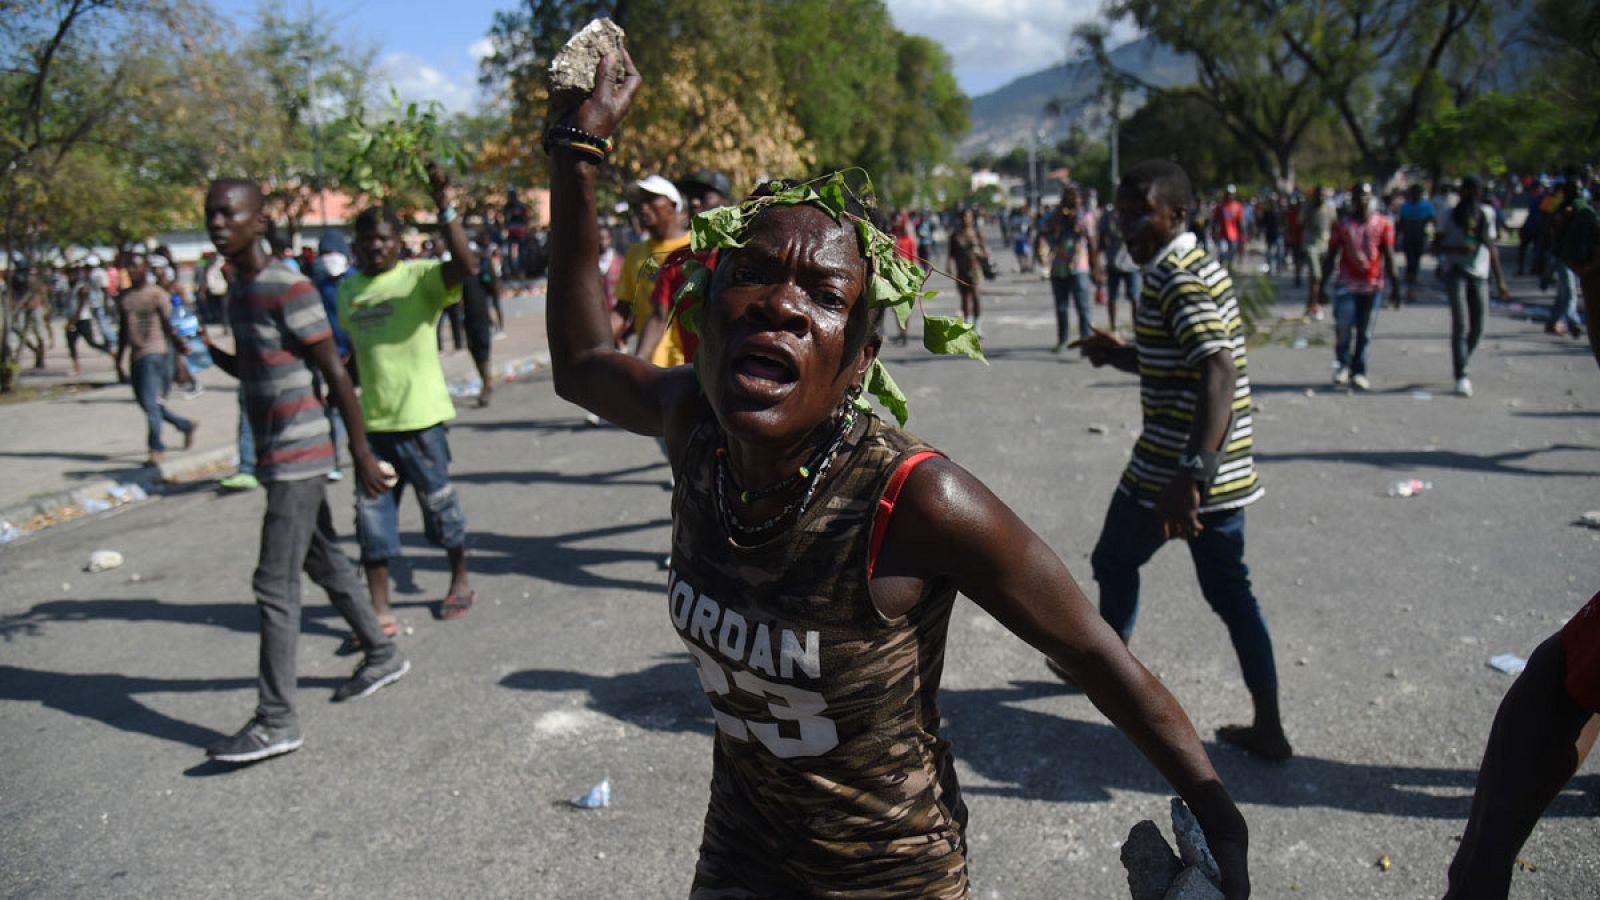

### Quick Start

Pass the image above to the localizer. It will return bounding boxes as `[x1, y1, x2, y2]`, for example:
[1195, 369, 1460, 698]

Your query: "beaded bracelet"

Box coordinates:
[543, 123, 615, 164]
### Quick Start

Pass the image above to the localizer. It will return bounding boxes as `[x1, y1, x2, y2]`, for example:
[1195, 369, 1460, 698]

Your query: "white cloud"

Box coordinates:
[381, 52, 478, 114]
[467, 37, 496, 62]
[886, 0, 1137, 93]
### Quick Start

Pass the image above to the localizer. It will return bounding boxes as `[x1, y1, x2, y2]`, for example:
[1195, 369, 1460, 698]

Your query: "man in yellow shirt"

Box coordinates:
[617, 175, 690, 366]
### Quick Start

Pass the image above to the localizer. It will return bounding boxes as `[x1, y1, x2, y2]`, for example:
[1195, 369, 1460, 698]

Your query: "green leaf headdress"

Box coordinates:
[670, 169, 985, 426]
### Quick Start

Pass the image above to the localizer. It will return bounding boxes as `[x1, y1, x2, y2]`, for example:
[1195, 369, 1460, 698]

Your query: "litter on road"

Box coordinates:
[1386, 479, 1432, 497]
[85, 549, 125, 572]
[570, 777, 611, 809]
[1487, 654, 1528, 675]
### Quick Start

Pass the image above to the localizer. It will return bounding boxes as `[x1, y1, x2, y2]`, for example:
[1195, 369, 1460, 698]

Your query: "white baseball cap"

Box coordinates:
[632, 175, 684, 211]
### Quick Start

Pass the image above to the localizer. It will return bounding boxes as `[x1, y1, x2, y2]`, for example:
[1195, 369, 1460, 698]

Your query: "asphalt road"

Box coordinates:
[2, 259, 1597, 899]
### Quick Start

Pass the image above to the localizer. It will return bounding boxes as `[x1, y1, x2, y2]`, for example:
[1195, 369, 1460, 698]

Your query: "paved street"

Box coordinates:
[1, 255, 1597, 898]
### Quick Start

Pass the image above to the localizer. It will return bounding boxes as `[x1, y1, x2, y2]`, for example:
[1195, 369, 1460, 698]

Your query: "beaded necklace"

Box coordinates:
[714, 406, 859, 543]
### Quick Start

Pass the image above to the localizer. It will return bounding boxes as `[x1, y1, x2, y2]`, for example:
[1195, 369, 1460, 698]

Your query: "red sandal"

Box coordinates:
[439, 590, 475, 621]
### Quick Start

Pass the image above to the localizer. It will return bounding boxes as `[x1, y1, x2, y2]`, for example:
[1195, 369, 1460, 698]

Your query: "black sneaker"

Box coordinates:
[332, 655, 410, 702]
[207, 718, 303, 763]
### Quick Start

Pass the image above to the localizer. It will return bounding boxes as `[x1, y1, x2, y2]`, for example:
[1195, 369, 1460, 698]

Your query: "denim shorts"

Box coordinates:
[355, 424, 467, 563]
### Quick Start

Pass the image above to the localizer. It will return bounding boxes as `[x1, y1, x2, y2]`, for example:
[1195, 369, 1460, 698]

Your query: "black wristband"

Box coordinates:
[542, 123, 614, 159]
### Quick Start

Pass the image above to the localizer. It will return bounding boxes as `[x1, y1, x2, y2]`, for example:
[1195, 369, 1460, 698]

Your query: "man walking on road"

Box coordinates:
[1322, 183, 1399, 391]
[199, 178, 409, 764]
[339, 164, 479, 630]
[1300, 187, 1336, 320]
[1038, 185, 1100, 351]
[1212, 186, 1245, 271]
[113, 252, 197, 465]
[1069, 159, 1292, 763]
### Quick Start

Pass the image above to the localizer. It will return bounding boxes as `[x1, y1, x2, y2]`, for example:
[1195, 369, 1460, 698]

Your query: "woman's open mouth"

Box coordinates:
[729, 345, 799, 399]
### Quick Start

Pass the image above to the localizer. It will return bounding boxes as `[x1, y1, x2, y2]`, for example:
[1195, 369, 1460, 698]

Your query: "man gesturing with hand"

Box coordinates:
[1063, 159, 1291, 763]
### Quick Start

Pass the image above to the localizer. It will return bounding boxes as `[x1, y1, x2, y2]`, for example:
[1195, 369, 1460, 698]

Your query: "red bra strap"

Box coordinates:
[869, 450, 942, 579]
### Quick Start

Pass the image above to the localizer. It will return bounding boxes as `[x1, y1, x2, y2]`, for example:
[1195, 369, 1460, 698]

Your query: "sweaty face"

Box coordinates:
[356, 221, 402, 276]
[698, 204, 876, 446]
[205, 185, 264, 260]
[1117, 183, 1182, 267]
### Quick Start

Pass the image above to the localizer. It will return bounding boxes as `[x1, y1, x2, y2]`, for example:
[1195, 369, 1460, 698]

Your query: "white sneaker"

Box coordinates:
[1454, 376, 1472, 397]
[1352, 373, 1371, 391]
[1333, 367, 1351, 386]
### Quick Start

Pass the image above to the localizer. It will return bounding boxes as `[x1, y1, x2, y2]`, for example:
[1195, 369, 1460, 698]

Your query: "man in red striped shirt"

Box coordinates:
[199, 178, 409, 764]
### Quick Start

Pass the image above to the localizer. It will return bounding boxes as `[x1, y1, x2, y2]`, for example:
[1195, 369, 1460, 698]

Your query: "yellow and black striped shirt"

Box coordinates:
[1120, 233, 1263, 512]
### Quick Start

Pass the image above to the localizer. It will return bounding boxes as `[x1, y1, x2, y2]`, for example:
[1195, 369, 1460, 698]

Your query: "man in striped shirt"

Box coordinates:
[199, 179, 410, 763]
[1067, 159, 1291, 762]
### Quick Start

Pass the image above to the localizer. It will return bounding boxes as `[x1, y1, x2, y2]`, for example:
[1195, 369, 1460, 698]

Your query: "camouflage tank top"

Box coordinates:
[669, 413, 969, 898]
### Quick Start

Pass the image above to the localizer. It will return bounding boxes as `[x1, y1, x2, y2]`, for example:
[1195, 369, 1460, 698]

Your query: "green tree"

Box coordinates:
[0, 0, 258, 388]
[1077, 9, 1328, 191]
[240, 6, 382, 232]
[479, 1, 966, 197]
[481, 0, 811, 193]
[1263, 0, 1504, 180]
[1115, 89, 1260, 191]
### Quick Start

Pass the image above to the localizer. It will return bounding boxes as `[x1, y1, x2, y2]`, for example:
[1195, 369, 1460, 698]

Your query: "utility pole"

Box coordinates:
[299, 53, 328, 232]
[1109, 82, 1122, 192]
[1027, 130, 1039, 220]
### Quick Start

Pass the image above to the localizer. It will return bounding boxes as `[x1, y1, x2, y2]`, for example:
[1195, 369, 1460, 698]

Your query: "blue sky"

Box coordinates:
[210, 0, 1124, 110]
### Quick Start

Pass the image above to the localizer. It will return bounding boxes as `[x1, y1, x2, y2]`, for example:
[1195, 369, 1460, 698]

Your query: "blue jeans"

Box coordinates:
[355, 424, 467, 564]
[131, 354, 192, 452]
[1105, 269, 1141, 307]
[1217, 238, 1237, 269]
[1333, 288, 1381, 375]
[1548, 262, 1582, 329]
[237, 387, 256, 476]
[1050, 272, 1093, 345]
[1090, 489, 1278, 692]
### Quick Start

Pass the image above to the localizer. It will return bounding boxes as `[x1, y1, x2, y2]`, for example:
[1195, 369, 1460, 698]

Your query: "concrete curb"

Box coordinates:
[2, 351, 548, 545]
[0, 478, 123, 528]
[0, 478, 155, 547]
[155, 446, 238, 484]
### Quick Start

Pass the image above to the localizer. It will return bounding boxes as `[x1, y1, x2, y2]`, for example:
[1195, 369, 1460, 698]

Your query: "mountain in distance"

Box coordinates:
[958, 35, 1194, 160]
[958, 5, 1536, 163]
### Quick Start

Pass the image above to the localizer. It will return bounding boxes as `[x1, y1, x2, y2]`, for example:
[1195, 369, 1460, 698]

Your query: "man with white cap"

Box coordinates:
[618, 174, 689, 365]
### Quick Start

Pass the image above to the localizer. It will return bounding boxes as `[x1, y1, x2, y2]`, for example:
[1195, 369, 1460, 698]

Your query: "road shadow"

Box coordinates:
[395, 518, 672, 595]
[0, 597, 353, 643]
[0, 449, 121, 463]
[451, 461, 670, 489]
[939, 678, 1598, 819]
[1246, 380, 1441, 396]
[1253, 444, 1599, 478]
[498, 656, 712, 735]
[58, 464, 160, 484]
[0, 664, 338, 749]
[493, 667, 1599, 820]
[1514, 409, 1600, 420]
[449, 417, 602, 435]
